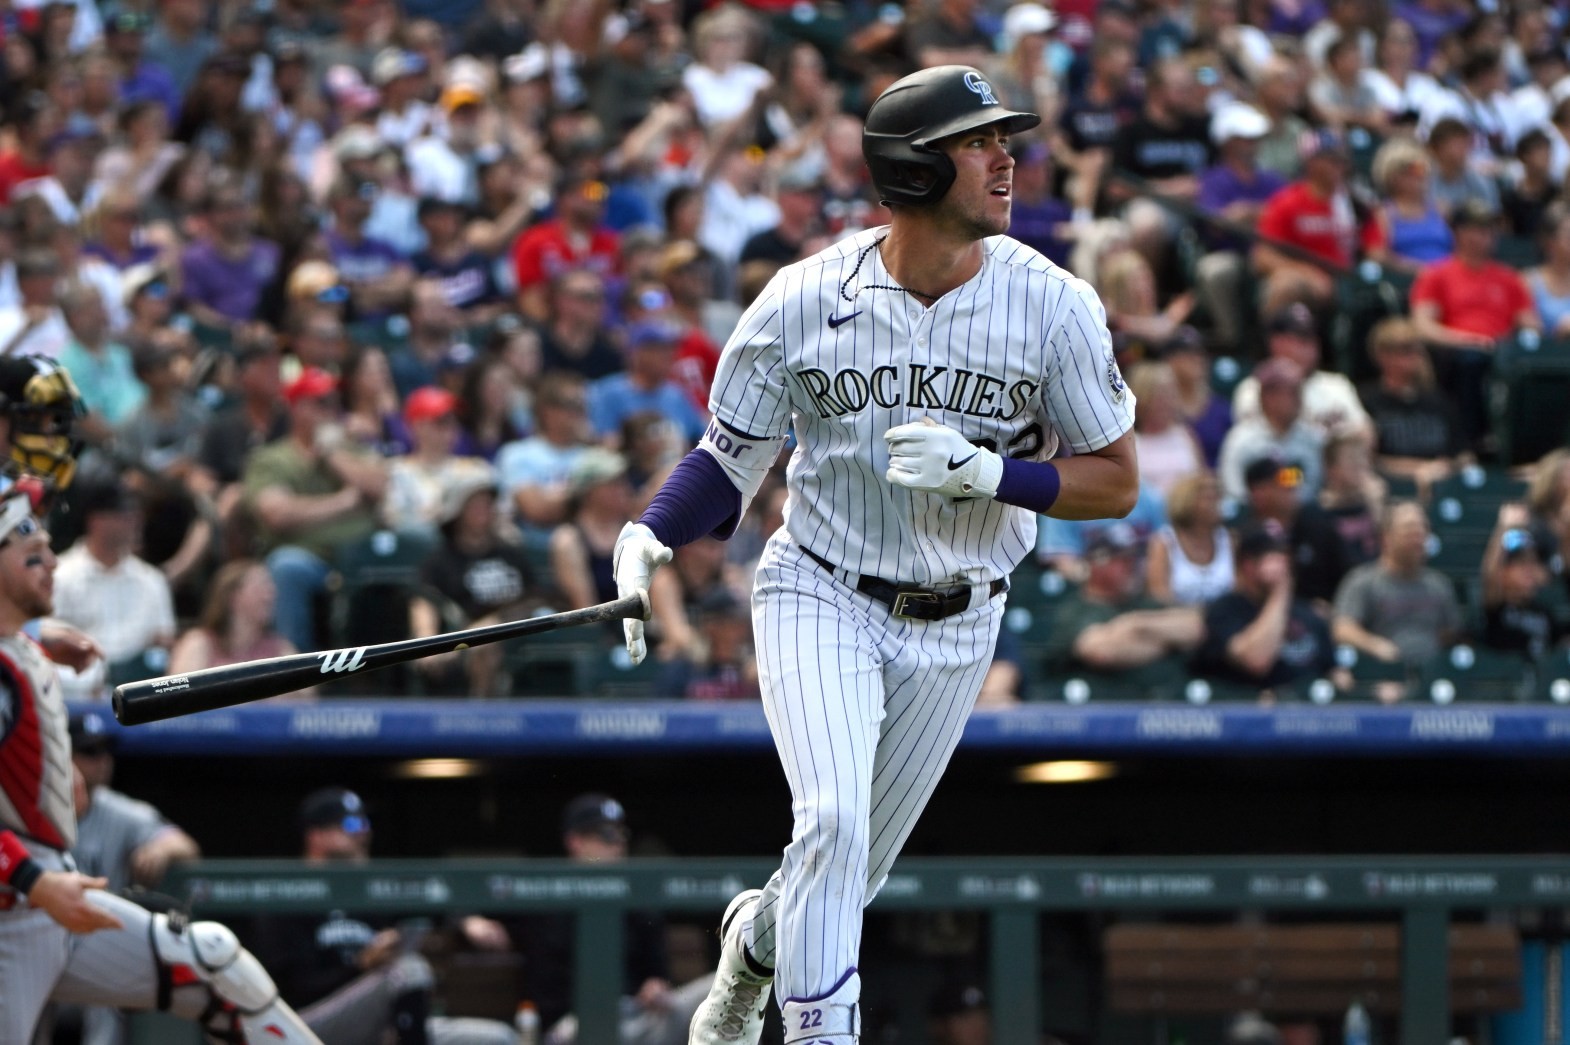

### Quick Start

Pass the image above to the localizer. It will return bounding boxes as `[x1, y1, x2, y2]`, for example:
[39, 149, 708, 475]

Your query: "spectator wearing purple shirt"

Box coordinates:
[1195, 103, 1286, 353]
[1393, 0, 1470, 69]
[179, 179, 281, 330]
[324, 174, 414, 321]
[104, 12, 183, 123]
[1006, 142, 1074, 268]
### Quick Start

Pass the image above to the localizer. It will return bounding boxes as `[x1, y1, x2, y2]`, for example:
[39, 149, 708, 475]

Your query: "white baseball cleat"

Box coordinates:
[689, 888, 772, 1045]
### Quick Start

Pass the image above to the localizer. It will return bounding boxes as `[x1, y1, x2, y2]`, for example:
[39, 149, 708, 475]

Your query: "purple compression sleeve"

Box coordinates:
[638, 449, 744, 547]
[994, 456, 1061, 513]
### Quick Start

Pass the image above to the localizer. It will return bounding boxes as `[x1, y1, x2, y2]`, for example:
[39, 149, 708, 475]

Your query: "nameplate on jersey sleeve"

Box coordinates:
[700, 419, 783, 465]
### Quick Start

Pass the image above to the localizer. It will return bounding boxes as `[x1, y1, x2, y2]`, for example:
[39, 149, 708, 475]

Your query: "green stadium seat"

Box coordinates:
[505, 636, 605, 698]
[1210, 356, 1245, 401]
[1490, 332, 1570, 466]
[1003, 561, 1076, 637]
[1415, 644, 1533, 703]
[579, 644, 665, 699]
[1331, 264, 1410, 384]
[1331, 644, 1409, 703]
[1535, 647, 1570, 704]
[1050, 660, 1184, 703]
[1493, 235, 1542, 270]
[329, 529, 436, 644]
[1180, 676, 1264, 704]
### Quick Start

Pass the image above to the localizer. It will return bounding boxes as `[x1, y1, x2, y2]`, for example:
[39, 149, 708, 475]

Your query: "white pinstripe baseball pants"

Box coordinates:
[742, 535, 1003, 1006]
[0, 883, 192, 1045]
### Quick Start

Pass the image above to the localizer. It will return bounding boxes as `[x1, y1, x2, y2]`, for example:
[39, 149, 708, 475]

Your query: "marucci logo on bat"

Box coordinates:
[317, 648, 368, 674]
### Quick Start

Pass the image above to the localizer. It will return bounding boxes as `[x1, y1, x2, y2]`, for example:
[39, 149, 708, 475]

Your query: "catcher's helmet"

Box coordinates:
[862, 65, 1040, 207]
[0, 355, 85, 492]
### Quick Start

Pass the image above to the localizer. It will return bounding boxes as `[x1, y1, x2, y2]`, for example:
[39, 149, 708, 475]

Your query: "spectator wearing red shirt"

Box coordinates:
[511, 174, 621, 323]
[0, 98, 56, 206]
[1252, 130, 1385, 317]
[1410, 199, 1540, 449]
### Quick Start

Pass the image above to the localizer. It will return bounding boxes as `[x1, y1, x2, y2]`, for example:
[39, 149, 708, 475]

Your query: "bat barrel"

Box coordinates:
[112, 592, 651, 726]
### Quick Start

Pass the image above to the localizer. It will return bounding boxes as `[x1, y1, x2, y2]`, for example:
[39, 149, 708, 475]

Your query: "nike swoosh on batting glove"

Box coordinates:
[883, 419, 1004, 499]
[613, 522, 672, 665]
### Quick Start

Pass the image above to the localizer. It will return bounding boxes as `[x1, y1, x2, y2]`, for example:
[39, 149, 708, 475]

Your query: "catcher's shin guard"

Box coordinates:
[150, 911, 323, 1044]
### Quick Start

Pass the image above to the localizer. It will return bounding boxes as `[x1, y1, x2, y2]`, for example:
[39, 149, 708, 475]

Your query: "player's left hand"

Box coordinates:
[884, 418, 1003, 499]
[36, 620, 104, 672]
[614, 522, 672, 665]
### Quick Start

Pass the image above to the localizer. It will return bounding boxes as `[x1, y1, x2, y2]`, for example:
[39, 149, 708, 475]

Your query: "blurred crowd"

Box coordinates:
[5, 0, 1570, 705]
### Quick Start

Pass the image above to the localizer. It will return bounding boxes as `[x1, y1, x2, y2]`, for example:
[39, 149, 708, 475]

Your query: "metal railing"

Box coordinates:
[152, 855, 1570, 1045]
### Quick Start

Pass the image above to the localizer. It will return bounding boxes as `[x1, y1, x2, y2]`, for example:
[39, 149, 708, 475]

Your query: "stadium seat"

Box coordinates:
[579, 644, 666, 699]
[328, 529, 438, 675]
[1003, 560, 1076, 636]
[1493, 235, 1543, 270]
[1536, 648, 1570, 704]
[1332, 645, 1409, 703]
[1331, 263, 1410, 384]
[1052, 661, 1183, 704]
[1490, 332, 1570, 466]
[1180, 676, 1263, 704]
[1415, 644, 1533, 703]
[505, 636, 605, 698]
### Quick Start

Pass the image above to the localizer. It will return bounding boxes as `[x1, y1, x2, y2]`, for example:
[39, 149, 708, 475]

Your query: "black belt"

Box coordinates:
[799, 546, 1007, 621]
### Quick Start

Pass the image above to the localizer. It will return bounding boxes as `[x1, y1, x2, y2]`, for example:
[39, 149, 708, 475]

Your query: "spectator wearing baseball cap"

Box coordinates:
[1218, 358, 1326, 504]
[1230, 302, 1373, 443]
[1194, 104, 1287, 352]
[403, 80, 494, 207]
[1409, 198, 1541, 452]
[1236, 454, 1351, 605]
[1190, 520, 1337, 696]
[587, 320, 707, 444]
[259, 786, 520, 1044]
[409, 466, 538, 696]
[510, 174, 622, 322]
[1156, 326, 1232, 468]
[1042, 520, 1206, 694]
[1481, 523, 1568, 661]
[382, 386, 492, 537]
[242, 366, 387, 652]
[411, 195, 505, 319]
[1252, 127, 1385, 317]
[369, 48, 430, 148]
[323, 174, 414, 322]
[495, 792, 677, 1033]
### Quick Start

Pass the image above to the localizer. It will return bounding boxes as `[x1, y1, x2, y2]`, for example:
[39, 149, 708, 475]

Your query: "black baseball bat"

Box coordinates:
[112, 592, 651, 726]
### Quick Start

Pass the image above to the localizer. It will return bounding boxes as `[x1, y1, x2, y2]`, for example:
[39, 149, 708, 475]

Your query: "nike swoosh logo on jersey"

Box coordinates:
[948, 452, 978, 470]
[827, 310, 862, 329]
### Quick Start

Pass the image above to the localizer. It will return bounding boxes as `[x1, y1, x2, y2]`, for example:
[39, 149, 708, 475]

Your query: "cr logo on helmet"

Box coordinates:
[963, 72, 998, 106]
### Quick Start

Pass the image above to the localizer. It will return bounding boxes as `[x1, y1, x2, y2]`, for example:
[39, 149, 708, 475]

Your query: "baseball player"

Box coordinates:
[614, 66, 1139, 1045]
[0, 360, 322, 1044]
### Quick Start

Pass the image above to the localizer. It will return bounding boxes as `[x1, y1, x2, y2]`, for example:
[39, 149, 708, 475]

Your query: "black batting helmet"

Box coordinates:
[862, 65, 1040, 207]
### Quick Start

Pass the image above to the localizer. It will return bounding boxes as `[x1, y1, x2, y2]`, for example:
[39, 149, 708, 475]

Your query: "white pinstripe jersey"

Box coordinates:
[708, 226, 1137, 587]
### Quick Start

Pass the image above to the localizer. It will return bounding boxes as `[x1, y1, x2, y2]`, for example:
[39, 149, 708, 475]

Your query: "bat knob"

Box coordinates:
[636, 588, 653, 620]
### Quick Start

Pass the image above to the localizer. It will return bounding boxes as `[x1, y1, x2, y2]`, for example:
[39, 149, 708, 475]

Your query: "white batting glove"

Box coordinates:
[613, 522, 672, 665]
[884, 418, 1004, 499]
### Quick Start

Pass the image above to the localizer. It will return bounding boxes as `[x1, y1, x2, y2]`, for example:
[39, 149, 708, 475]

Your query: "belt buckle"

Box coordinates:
[892, 590, 943, 619]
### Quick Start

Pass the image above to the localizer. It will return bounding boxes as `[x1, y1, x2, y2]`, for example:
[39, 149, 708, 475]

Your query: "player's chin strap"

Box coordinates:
[148, 910, 322, 1044]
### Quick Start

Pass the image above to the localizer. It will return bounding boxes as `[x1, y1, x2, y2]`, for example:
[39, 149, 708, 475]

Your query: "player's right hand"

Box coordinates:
[614, 522, 672, 665]
[28, 871, 123, 934]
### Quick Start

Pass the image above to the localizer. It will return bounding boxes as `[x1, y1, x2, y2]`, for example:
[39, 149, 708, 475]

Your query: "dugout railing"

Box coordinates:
[146, 854, 1570, 1045]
